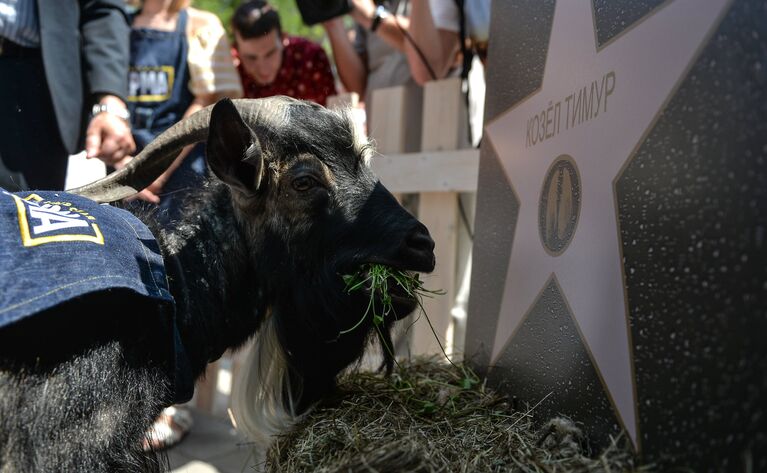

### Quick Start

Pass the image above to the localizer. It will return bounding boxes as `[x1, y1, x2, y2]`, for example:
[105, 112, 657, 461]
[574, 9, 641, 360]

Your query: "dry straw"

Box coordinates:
[265, 358, 651, 473]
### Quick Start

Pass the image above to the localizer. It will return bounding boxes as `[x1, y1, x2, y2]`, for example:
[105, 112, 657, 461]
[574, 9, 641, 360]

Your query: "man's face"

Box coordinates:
[235, 30, 284, 86]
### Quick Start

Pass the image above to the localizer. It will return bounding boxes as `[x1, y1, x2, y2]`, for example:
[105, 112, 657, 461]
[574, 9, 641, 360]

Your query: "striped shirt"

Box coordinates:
[186, 9, 242, 98]
[0, 0, 40, 48]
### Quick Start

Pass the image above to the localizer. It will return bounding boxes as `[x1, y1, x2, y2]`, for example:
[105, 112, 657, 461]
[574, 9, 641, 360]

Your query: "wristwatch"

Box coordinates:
[91, 103, 131, 122]
[370, 4, 390, 32]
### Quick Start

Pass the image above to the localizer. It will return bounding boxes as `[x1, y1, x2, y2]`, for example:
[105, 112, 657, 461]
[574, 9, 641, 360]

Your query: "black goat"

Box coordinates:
[0, 97, 435, 472]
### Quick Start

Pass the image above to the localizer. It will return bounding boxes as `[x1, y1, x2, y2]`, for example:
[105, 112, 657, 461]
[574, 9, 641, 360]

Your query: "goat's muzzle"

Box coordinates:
[404, 223, 436, 272]
[398, 223, 436, 273]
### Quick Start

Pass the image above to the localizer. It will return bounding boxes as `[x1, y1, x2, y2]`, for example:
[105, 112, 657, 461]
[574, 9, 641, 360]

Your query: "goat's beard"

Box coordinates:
[229, 301, 380, 455]
[228, 265, 411, 454]
[230, 315, 294, 454]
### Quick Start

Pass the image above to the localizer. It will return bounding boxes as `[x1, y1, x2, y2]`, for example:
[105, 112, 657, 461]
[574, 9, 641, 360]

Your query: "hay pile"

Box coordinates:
[266, 358, 650, 473]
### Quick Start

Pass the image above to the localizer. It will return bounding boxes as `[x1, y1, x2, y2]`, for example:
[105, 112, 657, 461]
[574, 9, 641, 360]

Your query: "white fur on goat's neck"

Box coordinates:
[230, 313, 298, 450]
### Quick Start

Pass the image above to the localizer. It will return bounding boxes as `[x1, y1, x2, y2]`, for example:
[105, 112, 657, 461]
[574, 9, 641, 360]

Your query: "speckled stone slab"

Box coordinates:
[467, 0, 767, 470]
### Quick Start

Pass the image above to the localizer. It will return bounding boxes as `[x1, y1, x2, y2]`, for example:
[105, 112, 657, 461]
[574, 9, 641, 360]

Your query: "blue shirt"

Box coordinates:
[0, 0, 40, 48]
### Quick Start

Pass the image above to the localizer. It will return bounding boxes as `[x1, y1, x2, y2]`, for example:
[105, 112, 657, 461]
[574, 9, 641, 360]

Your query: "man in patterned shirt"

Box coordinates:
[231, 1, 337, 106]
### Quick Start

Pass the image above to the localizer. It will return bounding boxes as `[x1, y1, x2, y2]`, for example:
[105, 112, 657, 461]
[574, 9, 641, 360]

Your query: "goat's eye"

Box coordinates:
[292, 175, 318, 191]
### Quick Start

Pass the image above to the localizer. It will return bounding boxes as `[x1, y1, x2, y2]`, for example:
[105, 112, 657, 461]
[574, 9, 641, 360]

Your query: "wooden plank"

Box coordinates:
[365, 86, 425, 362]
[372, 149, 479, 193]
[369, 85, 423, 154]
[413, 192, 458, 356]
[191, 361, 219, 413]
[409, 78, 470, 357]
[326, 92, 359, 110]
[449, 193, 476, 356]
[420, 78, 471, 152]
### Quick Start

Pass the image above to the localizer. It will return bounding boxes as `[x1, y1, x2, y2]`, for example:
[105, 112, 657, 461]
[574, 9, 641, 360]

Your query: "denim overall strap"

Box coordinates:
[127, 9, 193, 152]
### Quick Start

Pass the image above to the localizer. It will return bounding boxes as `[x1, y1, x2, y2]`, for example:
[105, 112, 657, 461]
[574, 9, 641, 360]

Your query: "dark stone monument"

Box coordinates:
[465, 1, 767, 470]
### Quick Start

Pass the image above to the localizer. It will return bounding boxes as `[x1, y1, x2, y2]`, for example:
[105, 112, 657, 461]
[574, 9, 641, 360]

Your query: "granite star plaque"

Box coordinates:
[466, 0, 767, 470]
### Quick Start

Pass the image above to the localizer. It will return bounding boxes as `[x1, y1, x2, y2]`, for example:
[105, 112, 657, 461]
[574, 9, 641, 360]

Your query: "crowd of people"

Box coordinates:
[0, 0, 489, 450]
[1, 0, 489, 195]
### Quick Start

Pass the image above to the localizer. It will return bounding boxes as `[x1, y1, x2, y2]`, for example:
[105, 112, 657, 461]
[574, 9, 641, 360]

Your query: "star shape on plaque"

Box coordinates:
[483, 0, 731, 447]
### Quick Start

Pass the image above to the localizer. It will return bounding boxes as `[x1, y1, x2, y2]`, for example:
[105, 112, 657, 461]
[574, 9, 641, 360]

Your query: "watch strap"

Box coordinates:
[370, 5, 389, 32]
[91, 103, 131, 121]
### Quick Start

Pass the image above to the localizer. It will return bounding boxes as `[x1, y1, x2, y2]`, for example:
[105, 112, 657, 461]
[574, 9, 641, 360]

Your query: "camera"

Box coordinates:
[295, 0, 352, 25]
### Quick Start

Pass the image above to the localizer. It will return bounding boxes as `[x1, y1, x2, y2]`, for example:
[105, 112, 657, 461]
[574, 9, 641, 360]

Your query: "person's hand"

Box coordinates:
[350, 0, 376, 28]
[85, 95, 136, 166]
[129, 180, 163, 204]
[113, 155, 163, 204]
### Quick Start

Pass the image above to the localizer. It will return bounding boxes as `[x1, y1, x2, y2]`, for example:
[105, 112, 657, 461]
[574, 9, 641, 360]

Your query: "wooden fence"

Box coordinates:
[192, 78, 479, 416]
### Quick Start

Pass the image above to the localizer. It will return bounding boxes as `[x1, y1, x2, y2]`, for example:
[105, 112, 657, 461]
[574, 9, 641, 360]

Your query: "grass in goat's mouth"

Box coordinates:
[340, 263, 451, 364]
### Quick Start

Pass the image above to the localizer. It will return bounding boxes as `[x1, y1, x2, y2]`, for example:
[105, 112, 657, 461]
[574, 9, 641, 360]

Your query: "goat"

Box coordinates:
[0, 97, 435, 472]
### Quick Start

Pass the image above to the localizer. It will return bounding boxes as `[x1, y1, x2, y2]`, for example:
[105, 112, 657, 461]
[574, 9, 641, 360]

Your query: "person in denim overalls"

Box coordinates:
[127, 5, 205, 224]
[126, 0, 244, 449]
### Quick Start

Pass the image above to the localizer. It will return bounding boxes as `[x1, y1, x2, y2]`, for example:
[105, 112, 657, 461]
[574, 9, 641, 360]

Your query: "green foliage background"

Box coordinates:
[191, 0, 327, 43]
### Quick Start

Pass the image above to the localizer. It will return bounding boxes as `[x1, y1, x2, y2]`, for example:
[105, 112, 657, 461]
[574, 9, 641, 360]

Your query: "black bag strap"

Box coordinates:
[454, 0, 475, 145]
[455, 0, 473, 79]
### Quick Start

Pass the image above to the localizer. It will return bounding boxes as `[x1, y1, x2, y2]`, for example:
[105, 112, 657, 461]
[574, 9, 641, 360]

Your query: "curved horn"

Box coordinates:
[68, 97, 295, 203]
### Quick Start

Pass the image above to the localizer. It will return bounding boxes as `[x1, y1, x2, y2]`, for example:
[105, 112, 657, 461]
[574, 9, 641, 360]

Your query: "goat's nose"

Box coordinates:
[406, 224, 435, 254]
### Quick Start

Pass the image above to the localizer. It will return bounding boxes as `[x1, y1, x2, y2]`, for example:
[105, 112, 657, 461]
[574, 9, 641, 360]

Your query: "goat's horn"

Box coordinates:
[68, 97, 295, 203]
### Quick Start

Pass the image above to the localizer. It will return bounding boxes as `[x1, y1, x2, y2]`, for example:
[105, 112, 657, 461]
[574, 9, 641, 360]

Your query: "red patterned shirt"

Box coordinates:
[235, 36, 337, 106]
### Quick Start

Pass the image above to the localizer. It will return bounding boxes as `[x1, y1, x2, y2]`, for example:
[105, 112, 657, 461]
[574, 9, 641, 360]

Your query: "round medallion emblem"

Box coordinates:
[538, 155, 581, 256]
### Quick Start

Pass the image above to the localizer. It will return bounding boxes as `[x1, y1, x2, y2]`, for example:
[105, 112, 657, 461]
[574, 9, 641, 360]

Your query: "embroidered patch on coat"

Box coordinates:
[10, 193, 104, 246]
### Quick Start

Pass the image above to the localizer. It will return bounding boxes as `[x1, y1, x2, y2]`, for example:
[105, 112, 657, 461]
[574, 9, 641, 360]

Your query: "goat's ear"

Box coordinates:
[207, 99, 264, 195]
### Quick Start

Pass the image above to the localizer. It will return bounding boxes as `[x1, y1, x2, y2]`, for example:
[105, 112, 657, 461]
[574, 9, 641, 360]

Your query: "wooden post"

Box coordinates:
[326, 92, 359, 110]
[368, 85, 423, 154]
[419, 78, 470, 152]
[412, 77, 469, 357]
[371, 149, 479, 192]
[366, 85, 424, 361]
[191, 361, 219, 413]
[368, 85, 424, 218]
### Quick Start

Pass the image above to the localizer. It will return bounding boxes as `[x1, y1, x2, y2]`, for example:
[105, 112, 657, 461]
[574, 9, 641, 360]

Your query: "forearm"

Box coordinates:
[405, 0, 454, 84]
[350, 0, 406, 52]
[323, 19, 367, 95]
[349, 1, 457, 85]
